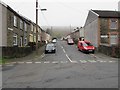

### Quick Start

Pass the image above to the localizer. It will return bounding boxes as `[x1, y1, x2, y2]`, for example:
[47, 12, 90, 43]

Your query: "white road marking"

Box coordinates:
[63, 49, 66, 53]
[66, 54, 73, 62]
[88, 60, 97, 63]
[71, 61, 78, 63]
[109, 61, 116, 63]
[52, 61, 59, 63]
[35, 62, 41, 64]
[44, 61, 50, 64]
[79, 60, 87, 63]
[11, 62, 17, 64]
[26, 62, 32, 64]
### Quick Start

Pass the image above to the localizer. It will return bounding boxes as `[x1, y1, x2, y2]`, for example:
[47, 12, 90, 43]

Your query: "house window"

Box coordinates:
[29, 34, 33, 42]
[38, 35, 40, 41]
[34, 27, 36, 33]
[13, 34, 17, 46]
[110, 35, 118, 45]
[20, 36, 23, 47]
[100, 35, 109, 44]
[109, 19, 118, 29]
[9, 15, 12, 26]
[24, 37, 27, 46]
[20, 20, 23, 30]
[14, 16, 17, 27]
[24, 23, 27, 31]
[31, 25, 33, 31]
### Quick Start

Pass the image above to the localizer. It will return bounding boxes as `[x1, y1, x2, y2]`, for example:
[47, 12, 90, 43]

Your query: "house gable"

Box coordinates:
[84, 10, 98, 26]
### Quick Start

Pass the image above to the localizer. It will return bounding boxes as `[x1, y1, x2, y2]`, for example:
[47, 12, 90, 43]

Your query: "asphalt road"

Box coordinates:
[2, 40, 118, 88]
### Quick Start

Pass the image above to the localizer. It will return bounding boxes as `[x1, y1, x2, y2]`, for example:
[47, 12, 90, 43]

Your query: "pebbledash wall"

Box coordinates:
[0, 1, 51, 58]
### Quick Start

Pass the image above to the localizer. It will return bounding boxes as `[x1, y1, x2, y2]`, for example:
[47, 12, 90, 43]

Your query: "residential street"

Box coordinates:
[2, 40, 118, 88]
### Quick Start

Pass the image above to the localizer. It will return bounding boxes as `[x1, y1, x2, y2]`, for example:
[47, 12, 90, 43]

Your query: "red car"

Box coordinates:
[67, 38, 74, 45]
[77, 41, 95, 53]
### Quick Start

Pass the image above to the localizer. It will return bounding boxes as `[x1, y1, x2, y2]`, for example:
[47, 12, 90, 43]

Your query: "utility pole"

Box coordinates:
[36, 0, 38, 54]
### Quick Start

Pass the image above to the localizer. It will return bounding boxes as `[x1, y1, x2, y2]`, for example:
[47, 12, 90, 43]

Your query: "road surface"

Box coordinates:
[2, 40, 118, 88]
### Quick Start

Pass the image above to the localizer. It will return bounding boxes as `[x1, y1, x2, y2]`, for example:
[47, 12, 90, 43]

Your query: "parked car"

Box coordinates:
[45, 43, 56, 54]
[67, 38, 74, 45]
[77, 41, 95, 53]
[52, 39, 57, 43]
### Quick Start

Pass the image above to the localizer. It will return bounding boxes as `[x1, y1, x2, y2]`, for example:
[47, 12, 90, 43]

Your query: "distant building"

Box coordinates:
[79, 27, 84, 40]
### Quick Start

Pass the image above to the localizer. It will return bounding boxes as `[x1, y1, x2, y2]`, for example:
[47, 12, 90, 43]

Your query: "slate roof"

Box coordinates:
[92, 10, 120, 18]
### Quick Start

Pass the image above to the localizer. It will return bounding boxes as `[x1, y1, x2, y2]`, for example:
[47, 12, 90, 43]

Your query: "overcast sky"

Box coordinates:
[1, 0, 120, 27]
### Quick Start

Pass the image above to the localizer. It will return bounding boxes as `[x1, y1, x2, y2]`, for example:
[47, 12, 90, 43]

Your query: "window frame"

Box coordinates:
[109, 19, 118, 30]
[20, 20, 23, 30]
[24, 22, 27, 32]
[24, 37, 27, 46]
[13, 34, 17, 46]
[14, 15, 17, 27]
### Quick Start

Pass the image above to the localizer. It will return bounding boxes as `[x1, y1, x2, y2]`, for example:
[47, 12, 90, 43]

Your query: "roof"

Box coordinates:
[92, 10, 120, 18]
[0, 1, 7, 7]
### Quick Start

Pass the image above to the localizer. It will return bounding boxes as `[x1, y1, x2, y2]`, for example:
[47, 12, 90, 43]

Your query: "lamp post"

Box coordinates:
[36, 0, 47, 54]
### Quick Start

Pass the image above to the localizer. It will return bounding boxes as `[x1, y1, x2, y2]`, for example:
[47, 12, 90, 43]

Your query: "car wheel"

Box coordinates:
[53, 50, 56, 53]
[45, 50, 47, 54]
[92, 51, 95, 54]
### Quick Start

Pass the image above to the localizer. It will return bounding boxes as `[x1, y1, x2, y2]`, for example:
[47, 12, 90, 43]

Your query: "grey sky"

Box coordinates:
[1, 0, 120, 27]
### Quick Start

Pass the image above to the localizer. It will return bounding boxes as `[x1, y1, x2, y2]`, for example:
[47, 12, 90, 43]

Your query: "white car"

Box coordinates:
[52, 39, 57, 43]
[45, 43, 56, 54]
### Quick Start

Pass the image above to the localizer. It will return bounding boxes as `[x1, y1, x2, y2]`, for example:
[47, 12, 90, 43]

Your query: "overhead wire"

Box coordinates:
[55, 0, 82, 15]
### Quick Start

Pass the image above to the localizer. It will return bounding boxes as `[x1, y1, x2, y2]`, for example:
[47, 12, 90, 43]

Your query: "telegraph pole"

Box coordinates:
[36, 0, 38, 54]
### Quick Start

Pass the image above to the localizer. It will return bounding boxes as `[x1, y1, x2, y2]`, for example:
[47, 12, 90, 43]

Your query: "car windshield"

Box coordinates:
[68, 39, 73, 42]
[83, 42, 93, 46]
[86, 42, 93, 46]
[46, 44, 54, 49]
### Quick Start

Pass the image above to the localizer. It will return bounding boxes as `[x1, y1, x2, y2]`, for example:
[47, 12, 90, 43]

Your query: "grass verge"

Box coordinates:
[0, 57, 10, 65]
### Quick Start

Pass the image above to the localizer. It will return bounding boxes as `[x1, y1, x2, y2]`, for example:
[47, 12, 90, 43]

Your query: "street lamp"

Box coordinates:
[36, 0, 47, 54]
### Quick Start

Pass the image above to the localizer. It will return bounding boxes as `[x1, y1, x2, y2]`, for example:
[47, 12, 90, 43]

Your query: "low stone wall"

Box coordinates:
[98, 45, 120, 58]
[2, 46, 33, 58]
[1, 42, 46, 59]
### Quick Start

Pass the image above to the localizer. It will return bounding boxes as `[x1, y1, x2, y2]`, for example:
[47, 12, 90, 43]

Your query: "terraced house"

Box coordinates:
[0, 2, 31, 47]
[0, 1, 51, 58]
[84, 10, 120, 57]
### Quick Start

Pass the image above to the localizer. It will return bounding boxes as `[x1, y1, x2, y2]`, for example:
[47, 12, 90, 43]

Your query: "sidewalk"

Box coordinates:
[4, 45, 45, 63]
[93, 52, 119, 61]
